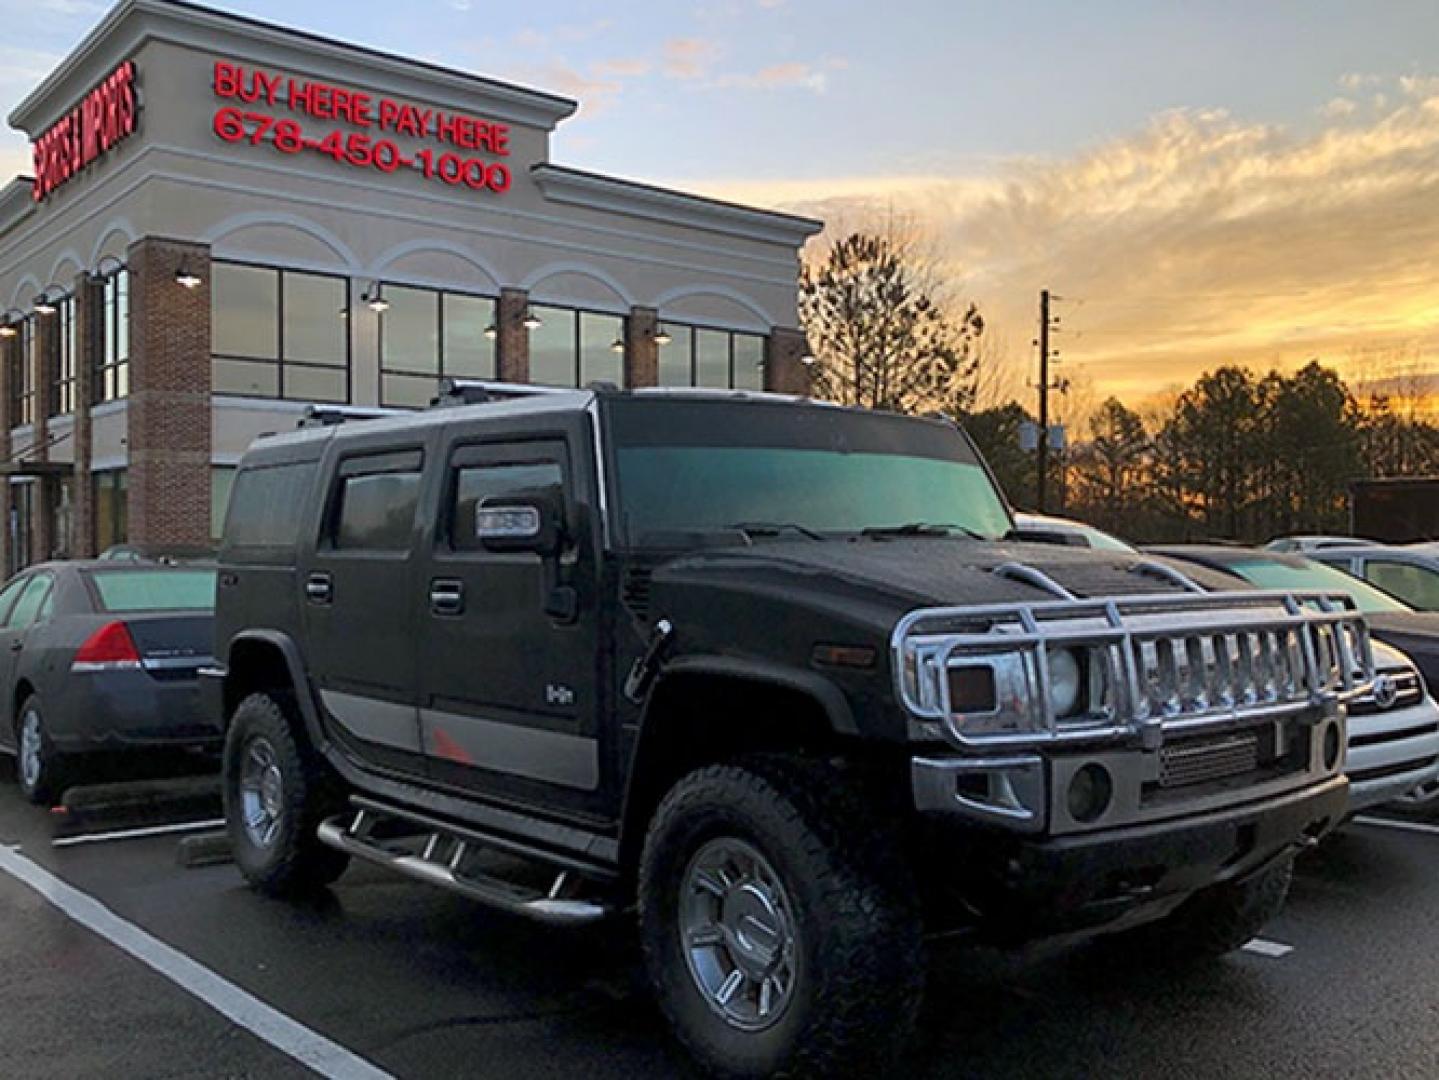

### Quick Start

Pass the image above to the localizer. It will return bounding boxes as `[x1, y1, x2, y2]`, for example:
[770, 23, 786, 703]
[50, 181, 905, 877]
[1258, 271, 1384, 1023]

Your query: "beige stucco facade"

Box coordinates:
[0, 0, 820, 566]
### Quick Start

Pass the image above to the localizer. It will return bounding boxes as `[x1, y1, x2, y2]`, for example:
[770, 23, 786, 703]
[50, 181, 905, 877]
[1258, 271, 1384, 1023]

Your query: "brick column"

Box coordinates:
[496, 287, 530, 384]
[29, 304, 55, 561]
[625, 306, 659, 388]
[764, 326, 813, 396]
[0, 331, 12, 576]
[71, 273, 98, 558]
[125, 237, 212, 554]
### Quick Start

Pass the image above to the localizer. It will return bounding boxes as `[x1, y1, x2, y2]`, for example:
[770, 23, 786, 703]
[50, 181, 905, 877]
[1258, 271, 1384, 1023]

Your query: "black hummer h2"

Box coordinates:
[209, 384, 1371, 1078]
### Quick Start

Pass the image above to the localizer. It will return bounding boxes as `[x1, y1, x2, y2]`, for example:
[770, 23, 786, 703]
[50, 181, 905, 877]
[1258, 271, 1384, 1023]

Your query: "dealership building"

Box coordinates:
[0, 0, 821, 570]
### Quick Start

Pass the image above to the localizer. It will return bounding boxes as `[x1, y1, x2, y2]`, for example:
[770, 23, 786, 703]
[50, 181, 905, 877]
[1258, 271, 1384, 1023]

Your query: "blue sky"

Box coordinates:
[2, 0, 1437, 409]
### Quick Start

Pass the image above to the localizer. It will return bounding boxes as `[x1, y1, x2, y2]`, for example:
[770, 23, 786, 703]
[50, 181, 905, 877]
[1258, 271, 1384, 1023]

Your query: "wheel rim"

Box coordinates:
[679, 837, 799, 1032]
[18, 710, 41, 791]
[238, 736, 285, 849]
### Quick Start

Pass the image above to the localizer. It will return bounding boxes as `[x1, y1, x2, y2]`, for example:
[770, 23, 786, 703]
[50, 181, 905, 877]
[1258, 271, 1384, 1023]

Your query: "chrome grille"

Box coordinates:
[1158, 733, 1260, 788]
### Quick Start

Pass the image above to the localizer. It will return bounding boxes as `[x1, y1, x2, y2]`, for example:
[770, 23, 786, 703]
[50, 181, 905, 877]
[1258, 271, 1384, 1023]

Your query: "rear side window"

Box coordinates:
[224, 462, 318, 548]
[332, 450, 423, 551]
[1365, 560, 1439, 610]
[89, 569, 217, 613]
[6, 574, 53, 629]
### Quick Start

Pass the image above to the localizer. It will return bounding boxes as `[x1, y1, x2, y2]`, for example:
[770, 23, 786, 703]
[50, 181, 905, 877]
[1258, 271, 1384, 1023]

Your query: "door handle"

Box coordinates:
[8, 640, 20, 653]
[305, 572, 333, 604]
[429, 579, 464, 616]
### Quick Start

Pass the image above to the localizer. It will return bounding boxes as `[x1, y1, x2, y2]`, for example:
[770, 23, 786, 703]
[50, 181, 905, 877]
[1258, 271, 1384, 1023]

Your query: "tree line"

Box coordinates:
[801, 231, 1439, 545]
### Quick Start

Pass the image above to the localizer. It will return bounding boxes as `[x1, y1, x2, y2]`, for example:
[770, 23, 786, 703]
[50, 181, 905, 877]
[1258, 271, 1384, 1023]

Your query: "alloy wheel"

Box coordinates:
[238, 736, 286, 849]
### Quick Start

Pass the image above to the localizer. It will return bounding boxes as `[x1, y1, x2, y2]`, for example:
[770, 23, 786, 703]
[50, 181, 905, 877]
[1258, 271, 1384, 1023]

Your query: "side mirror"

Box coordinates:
[475, 494, 562, 555]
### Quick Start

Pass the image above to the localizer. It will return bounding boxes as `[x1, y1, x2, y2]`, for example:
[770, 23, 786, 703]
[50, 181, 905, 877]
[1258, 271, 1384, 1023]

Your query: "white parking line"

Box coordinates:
[52, 818, 226, 848]
[1242, 938, 1294, 958]
[0, 844, 394, 1080]
[1354, 815, 1439, 838]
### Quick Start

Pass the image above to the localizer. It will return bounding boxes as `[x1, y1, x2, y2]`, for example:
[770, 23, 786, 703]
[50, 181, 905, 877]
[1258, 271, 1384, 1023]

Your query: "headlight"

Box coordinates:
[1047, 648, 1083, 718]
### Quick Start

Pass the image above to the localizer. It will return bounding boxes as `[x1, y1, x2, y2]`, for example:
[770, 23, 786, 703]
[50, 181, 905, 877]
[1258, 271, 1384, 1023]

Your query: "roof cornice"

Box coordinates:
[531, 164, 823, 248]
[8, 0, 577, 134]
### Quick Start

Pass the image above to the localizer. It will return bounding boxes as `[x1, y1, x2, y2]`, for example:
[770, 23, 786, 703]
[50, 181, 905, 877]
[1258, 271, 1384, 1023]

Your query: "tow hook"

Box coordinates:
[624, 619, 674, 703]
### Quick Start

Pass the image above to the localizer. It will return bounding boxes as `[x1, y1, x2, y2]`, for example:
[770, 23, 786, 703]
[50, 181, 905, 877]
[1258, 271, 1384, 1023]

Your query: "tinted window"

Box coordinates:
[89, 569, 217, 613]
[7, 574, 53, 629]
[335, 472, 421, 550]
[0, 576, 28, 624]
[224, 462, 318, 548]
[1227, 557, 1410, 614]
[1365, 560, 1439, 611]
[450, 462, 562, 551]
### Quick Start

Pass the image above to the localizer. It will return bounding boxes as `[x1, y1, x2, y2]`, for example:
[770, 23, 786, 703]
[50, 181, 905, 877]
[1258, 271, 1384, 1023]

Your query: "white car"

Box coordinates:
[1347, 641, 1439, 813]
[1264, 535, 1371, 553]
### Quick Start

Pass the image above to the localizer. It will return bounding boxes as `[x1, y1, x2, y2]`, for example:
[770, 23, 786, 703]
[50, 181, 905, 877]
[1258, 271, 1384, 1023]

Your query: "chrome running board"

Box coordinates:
[316, 800, 613, 926]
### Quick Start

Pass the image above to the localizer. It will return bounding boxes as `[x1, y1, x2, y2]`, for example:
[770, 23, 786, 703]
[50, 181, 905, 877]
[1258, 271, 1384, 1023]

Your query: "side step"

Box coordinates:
[316, 801, 614, 926]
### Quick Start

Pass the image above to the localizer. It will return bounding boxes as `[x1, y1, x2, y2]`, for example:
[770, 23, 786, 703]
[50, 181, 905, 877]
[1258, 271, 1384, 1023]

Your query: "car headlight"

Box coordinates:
[1047, 648, 1083, 718]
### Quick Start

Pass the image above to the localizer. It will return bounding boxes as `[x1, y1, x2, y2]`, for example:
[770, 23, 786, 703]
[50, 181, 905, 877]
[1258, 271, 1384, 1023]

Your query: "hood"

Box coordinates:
[1365, 611, 1439, 691]
[651, 537, 1245, 625]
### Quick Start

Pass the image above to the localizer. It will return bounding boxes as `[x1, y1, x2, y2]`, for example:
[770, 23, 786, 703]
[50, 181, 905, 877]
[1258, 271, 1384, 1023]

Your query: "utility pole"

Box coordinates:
[1037, 289, 1051, 512]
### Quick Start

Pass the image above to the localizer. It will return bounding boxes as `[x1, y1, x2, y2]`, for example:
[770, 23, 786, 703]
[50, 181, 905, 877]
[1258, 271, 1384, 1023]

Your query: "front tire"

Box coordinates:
[222, 691, 349, 897]
[16, 695, 67, 806]
[1108, 857, 1294, 962]
[638, 757, 923, 1079]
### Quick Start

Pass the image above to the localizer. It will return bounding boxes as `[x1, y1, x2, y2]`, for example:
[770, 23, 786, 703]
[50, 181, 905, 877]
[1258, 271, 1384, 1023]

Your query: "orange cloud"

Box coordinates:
[683, 78, 1439, 412]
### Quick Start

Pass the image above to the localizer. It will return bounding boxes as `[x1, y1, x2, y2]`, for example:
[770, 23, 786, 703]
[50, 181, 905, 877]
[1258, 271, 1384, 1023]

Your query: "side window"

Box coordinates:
[331, 450, 423, 552]
[449, 460, 564, 552]
[0, 576, 28, 624]
[7, 574, 53, 629]
[1365, 560, 1439, 610]
[223, 461, 318, 549]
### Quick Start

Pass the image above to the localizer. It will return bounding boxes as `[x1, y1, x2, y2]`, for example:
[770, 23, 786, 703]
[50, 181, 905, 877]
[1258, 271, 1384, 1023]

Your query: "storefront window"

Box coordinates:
[10, 480, 34, 570]
[211, 465, 236, 543]
[9, 318, 33, 428]
[656, 324, 766, 391]
[50, 295, 76, 416]
[528, 305, 624, 388]
[94, 469, 128, 551]
[50, 477, 73, 559]
[96, 269, 129, 404]
[379, 285, 496, 407]
[212, 263, 349, 403]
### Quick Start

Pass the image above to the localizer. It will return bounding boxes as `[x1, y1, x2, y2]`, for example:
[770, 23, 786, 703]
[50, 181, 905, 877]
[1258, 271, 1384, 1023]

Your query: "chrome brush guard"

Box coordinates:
[893, 590, 1375, 751]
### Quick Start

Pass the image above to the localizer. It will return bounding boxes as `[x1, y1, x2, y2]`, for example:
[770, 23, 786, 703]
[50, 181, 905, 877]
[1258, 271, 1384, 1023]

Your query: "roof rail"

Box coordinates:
[429, 378, 584, 407]
[297, 404, 405, 429]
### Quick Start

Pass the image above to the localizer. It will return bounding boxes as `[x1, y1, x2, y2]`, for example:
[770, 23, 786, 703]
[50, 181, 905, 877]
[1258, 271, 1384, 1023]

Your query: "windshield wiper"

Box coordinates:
[861, 522, 986, 540]
[729, 521, 826, 541]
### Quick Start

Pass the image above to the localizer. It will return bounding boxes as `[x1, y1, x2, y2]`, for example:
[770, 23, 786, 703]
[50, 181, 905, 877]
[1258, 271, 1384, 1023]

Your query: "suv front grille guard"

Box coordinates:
[893, 590, 1374, 751]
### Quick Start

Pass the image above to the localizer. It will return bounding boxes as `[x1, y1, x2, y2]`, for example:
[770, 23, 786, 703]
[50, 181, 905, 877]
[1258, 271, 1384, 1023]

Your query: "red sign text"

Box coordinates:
[31, 61, 138, 201]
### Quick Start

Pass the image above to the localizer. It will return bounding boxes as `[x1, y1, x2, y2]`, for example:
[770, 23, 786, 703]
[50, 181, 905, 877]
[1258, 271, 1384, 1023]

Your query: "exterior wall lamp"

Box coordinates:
[484, 306, 543, 339]
[174, 258, 203, 289]
[33, 287, 66, 315]
[361, 283, 389, 313]
[0, 309, 25, 337]
[653, 324, 673, 346]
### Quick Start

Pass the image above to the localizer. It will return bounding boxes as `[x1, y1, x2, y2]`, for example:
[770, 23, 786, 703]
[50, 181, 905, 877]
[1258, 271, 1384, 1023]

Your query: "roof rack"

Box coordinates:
[429, 378, 606, 407]
[297, 404, 406, 429]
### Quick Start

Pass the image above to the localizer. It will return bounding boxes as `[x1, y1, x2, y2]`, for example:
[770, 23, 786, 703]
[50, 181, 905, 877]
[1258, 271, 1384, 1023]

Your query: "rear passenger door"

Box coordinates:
[302, 446, 427, 778]
[1361, 557, 1439, 611]
[416, 431, 604, 816]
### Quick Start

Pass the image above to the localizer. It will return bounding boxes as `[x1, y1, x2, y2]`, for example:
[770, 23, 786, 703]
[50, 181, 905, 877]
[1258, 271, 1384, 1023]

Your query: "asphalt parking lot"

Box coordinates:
[0, 760, 1436, 1080]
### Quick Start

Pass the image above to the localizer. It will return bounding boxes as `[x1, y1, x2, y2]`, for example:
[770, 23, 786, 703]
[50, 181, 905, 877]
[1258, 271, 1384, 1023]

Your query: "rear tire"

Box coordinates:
[222, 691, 349, 897]
[1106, 857, 1294, 962]
[638, 756, 923, 1079]
[16, 695, 68, 806]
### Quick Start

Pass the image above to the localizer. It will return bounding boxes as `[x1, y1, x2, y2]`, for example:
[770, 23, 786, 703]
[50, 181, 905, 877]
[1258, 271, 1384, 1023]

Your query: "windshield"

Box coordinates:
[606, 399, 1012, 545]
[1226, 557, 1411, 614]
[88, 569, 217, 613]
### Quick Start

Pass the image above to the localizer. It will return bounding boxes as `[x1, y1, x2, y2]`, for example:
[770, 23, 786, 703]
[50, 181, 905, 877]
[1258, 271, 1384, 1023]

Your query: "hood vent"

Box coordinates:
[623, 566, 654, 623]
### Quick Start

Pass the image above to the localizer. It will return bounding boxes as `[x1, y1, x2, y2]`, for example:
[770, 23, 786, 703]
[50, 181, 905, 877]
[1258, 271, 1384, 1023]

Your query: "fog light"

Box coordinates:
[1067, 763, 1113, 823]
[1322, 722, 1342, 771]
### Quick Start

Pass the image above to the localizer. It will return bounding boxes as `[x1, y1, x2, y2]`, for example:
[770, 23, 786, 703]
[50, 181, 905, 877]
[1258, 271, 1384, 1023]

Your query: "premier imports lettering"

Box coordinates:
[31, 61, 138, 201]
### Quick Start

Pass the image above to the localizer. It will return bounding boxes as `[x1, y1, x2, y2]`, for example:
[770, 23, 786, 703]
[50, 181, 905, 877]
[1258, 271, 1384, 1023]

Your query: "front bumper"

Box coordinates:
[923, 774, 1348, 936]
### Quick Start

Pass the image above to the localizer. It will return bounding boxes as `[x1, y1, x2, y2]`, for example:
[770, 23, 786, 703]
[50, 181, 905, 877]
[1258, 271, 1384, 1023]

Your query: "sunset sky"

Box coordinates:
[2, 0, 1435, 415]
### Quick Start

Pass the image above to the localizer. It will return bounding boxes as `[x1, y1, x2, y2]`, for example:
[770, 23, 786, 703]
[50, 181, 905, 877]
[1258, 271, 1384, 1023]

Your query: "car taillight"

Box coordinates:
[71, 621, 143, 672]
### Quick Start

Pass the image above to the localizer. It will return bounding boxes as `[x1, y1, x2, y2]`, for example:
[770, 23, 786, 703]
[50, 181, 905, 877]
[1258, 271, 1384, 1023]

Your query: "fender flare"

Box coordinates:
[645, 654, 859, 737]
[224, 630, 330, 752]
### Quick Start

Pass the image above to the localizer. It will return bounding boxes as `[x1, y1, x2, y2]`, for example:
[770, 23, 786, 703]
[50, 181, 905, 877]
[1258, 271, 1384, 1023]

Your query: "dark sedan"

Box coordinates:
[1148, 546, 1439, 691]
[0, 561, 218, 804]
